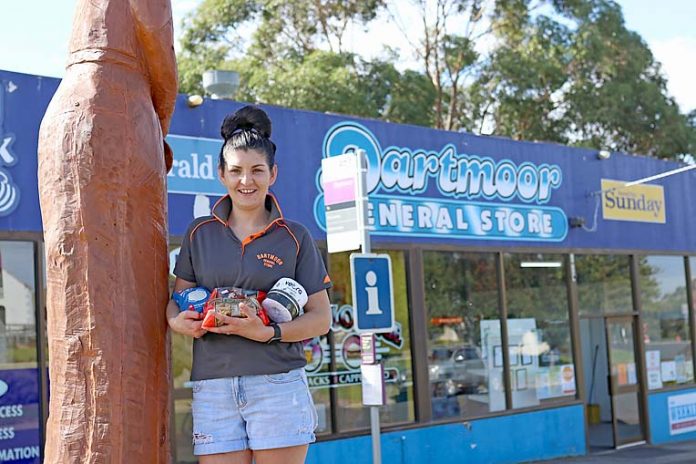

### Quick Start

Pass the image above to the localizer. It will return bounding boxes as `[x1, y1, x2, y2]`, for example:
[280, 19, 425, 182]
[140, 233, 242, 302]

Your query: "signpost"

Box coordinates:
[322, 150, 390, 464]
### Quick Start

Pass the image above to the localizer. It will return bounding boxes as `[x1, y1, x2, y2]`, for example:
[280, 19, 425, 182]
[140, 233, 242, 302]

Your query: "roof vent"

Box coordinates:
[202, 70, 239, 99]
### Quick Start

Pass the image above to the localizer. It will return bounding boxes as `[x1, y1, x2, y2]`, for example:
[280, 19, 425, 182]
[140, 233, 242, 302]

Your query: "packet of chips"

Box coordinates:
[201, 287, 261, 328]
[173, 287, 211, 313]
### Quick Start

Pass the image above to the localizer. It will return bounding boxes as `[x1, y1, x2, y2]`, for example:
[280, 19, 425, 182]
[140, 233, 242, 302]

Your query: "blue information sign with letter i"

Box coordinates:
[350, 253, 395, 333]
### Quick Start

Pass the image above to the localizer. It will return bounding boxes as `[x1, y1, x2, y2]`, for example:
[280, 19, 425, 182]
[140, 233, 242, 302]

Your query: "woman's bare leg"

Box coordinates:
[199, 450, 253, 464]
[253, 445, 309, 464]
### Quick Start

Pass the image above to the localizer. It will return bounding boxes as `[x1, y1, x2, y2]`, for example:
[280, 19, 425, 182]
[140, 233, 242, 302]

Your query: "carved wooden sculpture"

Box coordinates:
[37, 1, 176, 461]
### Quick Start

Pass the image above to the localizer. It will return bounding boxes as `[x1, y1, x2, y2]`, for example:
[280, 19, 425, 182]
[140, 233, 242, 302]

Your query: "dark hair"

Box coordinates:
[219, 105, 277, 170]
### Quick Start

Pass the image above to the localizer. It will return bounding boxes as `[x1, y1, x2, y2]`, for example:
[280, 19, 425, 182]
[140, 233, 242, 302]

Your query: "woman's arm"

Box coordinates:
[273, 289, 332, 342]
[206, 289, 332, 342]
[166, 277, 206, 339]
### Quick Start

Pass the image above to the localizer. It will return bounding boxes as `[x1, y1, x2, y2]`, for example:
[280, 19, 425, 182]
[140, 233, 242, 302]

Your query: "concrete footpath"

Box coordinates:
[531, 440, 696, 463]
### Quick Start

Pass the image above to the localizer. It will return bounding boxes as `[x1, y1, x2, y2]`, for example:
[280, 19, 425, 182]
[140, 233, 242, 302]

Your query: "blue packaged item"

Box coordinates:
[173, 287, 211, 313]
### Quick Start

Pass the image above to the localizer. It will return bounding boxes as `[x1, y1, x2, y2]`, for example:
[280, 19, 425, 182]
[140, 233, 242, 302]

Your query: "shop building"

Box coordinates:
[1, 69, 695, 463]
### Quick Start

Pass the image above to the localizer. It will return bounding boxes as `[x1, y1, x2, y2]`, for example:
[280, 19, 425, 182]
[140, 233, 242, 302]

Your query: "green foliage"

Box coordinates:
[385, 70, 437, 127]
[479, 0, 696, 158]
[477, 13, 571, 142]
[177, 0, 435, 124]
[234, 51, 394, 118]
[177, 0, 695, 160]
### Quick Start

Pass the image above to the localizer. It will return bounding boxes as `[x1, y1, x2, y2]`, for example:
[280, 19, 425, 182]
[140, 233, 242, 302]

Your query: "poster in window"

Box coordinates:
[627, 362, 637, 385]
[515, 369, 527, 391]
[646, 350, 663, 389]
[521, 351, 533, 366]
[560, 365, 576, 395]
[675, 355, 687, 384]
[536, 370, 551, 400]
[509, 346, 519, 366]
[617, 363, 628, 386]
[661, 361, 677, 383]
[493, 345, 503, 368]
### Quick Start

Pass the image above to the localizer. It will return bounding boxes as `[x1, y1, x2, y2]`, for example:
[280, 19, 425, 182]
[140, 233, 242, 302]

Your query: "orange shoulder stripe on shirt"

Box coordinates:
[278, 222, 300, 256]
[189, 218, 218, 243]
[323, 275, 331, 284]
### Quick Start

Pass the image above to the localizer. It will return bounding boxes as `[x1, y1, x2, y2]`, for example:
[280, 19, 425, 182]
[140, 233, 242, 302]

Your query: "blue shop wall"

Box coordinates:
[3, 69, 696, 254]
[649, 389, 696, 444]
[307, 405, 586, 464]
[0, 71, 59, 232]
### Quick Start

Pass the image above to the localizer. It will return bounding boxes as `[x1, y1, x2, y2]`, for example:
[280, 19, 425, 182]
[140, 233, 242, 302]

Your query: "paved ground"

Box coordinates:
[532, 440, 696, 463]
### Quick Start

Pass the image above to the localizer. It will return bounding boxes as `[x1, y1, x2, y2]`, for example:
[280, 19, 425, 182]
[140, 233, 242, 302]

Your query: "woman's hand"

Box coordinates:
[167, 309, 206, 339]
[205, 302, 274, 343]
[167, 277, 205, 338]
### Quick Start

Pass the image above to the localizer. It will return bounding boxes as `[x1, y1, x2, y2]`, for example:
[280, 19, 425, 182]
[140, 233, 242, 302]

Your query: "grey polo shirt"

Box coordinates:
[174, 194, 332, 380]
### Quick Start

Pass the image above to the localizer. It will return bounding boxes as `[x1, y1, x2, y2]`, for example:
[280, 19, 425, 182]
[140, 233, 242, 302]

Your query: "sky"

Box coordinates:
[1, 0, 694, 113]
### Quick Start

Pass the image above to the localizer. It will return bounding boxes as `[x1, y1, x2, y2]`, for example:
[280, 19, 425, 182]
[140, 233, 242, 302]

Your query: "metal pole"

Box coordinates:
[356, 149, 381, 464]
[356, 149, 371, 254]
[370, 405, 381, 464]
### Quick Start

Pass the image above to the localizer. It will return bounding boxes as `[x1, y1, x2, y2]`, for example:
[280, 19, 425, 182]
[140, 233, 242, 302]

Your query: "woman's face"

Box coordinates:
[219, 148, 277, 212]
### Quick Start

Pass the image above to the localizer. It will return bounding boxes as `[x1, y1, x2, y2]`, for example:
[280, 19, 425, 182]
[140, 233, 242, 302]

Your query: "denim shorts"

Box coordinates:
[191, 368, 318, 455]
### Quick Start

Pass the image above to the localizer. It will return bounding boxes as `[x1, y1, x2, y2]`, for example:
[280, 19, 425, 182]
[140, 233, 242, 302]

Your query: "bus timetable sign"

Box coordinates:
[321, 153, 361, 253]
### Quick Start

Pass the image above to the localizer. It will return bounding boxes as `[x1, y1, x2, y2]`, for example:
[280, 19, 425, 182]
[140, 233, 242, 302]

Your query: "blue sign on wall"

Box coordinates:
[649, 389, 696, 444]
[166, 134, 225, 196]
[1, 69, 696, 253]
[313, 122, 569, 243]
[0, 368, 41, 463]
[350, 253, 395, 333]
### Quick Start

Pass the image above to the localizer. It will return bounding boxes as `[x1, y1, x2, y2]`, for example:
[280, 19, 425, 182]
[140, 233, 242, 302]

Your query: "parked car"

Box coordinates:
[429, 345, 487, 397]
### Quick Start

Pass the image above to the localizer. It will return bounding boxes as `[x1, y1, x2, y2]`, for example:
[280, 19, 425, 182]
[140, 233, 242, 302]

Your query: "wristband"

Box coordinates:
[265, 322, 282, 344]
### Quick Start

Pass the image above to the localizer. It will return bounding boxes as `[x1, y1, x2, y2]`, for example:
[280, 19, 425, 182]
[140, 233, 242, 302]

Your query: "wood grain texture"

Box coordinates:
[37, 1, 177, 462]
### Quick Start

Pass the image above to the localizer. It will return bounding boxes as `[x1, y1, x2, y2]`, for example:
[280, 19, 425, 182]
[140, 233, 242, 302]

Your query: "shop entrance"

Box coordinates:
[581, 316, 645, 450]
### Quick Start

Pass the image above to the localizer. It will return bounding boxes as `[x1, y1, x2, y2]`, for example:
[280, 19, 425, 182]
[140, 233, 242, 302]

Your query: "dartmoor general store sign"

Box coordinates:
[314, 122, 568, 242]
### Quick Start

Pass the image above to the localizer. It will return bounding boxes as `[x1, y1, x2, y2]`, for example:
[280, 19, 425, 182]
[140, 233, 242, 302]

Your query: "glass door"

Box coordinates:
[604, 317, 645, 447]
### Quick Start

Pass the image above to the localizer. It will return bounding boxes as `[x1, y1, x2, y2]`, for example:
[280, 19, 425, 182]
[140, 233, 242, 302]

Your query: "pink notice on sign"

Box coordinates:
[324, 178, 356, 206]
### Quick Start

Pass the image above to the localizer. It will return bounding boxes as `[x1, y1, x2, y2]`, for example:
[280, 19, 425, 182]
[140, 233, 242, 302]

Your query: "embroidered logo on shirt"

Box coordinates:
[257, 253, 284, 269]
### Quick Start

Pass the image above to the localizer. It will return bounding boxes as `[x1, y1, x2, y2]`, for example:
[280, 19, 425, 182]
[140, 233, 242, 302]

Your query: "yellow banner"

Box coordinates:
[601, 179, 666, 223]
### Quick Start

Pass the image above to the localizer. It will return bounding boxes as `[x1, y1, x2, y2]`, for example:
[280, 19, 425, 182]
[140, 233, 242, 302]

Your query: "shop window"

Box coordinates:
[0, 241, 41, 460]
[640, 256, 693, 389]
[504, 253, 576, 408]
[326, 250, 414, 432]
[423, 251, 504, 419]
[576, 255, 633, 316]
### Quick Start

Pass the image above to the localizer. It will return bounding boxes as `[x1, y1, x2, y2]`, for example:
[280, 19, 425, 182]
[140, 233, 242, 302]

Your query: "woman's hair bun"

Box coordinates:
[221, 105, 272, 140]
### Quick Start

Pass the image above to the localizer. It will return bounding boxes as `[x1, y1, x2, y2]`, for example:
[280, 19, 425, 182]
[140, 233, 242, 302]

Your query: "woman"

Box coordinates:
[166, 106, 332, 464]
